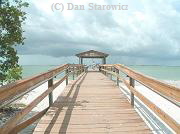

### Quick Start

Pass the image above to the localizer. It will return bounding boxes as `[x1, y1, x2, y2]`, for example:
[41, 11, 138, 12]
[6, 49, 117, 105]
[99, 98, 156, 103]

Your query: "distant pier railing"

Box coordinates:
[99, 64, 180, 133]
[0, 64, 87, 134]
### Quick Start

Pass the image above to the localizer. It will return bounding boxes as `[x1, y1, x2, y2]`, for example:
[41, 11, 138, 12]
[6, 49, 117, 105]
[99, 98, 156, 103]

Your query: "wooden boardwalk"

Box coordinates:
[33, 72, 151, 134]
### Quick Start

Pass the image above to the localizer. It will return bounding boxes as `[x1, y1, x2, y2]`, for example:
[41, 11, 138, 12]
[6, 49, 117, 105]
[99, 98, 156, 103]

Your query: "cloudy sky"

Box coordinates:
[17, 0, 180, 65]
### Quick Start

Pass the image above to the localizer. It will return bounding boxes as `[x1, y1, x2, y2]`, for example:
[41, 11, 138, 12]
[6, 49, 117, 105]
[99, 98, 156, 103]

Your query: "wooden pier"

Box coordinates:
[0, 63, 179, 134]
[33, 72, 151, 134]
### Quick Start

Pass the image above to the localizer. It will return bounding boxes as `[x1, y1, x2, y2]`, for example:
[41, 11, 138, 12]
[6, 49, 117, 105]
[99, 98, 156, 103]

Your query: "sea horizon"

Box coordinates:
[21, 65, 180, 81]
[20, 64, 180, 67]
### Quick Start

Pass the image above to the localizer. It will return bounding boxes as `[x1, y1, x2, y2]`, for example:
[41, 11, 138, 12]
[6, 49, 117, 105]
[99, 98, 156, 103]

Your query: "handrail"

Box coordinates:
[115, 64, 180, 102]
[0, 64, 86, 134]
[0, 64, 68, 105]
[99, 64, 180, 133]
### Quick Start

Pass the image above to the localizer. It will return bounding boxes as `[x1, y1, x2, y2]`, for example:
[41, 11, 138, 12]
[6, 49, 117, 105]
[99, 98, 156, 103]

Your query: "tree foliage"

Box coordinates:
[0, 0, 28, 85]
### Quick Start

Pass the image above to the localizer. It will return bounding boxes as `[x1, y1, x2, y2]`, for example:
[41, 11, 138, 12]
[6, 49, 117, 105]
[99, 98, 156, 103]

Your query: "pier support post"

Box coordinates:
[48, 78, 53, 106]
[103, 57, 106, 64]
[116, 69, 119, 86]
[130, 77, 135, 106]
[66, 68, 68, 85]
[80, 58, 83, 64]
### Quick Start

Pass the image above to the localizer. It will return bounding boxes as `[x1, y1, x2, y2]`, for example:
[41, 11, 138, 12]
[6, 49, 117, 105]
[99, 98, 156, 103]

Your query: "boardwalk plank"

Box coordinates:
[33, 72, 151, 134]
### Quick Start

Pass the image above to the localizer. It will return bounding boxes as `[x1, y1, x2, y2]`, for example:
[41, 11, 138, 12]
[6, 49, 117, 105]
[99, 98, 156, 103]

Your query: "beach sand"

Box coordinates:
[163, 80, 180, 88]
[15, 80, 67, 134]
[16, 81, 66, 111]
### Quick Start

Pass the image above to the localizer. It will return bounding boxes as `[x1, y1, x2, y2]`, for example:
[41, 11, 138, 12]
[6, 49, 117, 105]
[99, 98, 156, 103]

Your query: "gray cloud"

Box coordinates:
[17, 0, 180, 65]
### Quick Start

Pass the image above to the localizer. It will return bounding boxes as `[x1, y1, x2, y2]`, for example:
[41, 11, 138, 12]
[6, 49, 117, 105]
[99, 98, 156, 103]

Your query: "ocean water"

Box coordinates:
[129, 65, 180, 80]
[22, 65, 180, 80]
[22, 65, 58, 78]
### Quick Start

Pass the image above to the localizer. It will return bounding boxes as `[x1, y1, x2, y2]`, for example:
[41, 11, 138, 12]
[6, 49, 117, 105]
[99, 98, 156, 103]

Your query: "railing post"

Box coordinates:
[84, 66, 88, 73]
[79, 66, 81, 74]
[110, 67, 113, 80]
[75, 67, 77, 77]
[83, 66, 86, 73]
[78, 66, 79, 74]
[78, 66, 80, 76]
[130, 77, 135, 106]
[104, 66, 105, 75]
[102, 66, 104, 74]
[66, 68, 68, 85]
[116, 69, 119, 86]
[81, 65, 82, 74]
[48, 78, 53, 106]
[81, 66, 83, 73]
[73, 66, 75, 80]
[77, 67, 79, 77]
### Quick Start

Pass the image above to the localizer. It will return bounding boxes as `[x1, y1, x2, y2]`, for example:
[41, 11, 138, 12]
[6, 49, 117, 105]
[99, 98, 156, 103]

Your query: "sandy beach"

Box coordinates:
[16, 81, 66, 112]
[11, 81, 67, 134]
[163, 80, 180, 88]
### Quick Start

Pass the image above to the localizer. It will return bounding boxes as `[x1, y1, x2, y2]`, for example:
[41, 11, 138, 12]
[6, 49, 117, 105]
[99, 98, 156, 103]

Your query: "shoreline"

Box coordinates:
[162, 80, 180, 88]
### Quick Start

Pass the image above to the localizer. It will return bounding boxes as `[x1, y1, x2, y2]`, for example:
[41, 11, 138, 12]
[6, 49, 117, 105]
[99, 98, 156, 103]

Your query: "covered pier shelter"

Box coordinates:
[76, 50, 109, 64]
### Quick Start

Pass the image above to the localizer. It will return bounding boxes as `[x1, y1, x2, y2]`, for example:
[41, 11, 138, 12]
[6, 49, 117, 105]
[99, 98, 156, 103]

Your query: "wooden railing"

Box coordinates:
[99, 64, 180, 133]
[0, 64, 87, 134]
